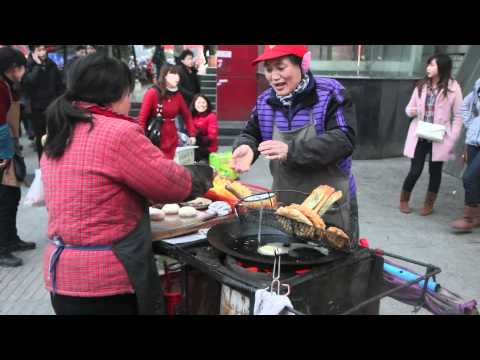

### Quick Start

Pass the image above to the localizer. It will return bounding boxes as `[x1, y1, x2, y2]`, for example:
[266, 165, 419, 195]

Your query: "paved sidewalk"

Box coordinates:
[0, 137, 52, 315]
[1, 139, 478, 315]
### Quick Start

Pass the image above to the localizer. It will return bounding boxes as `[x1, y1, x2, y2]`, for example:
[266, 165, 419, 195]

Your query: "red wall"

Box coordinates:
[216, 45, 258, 121]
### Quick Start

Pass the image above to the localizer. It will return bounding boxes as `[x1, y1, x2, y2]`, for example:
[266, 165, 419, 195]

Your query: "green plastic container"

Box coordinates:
[209, 151, 239, 180]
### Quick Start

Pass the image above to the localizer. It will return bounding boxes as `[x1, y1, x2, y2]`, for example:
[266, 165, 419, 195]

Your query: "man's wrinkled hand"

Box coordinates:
[230, 145, 254, 173]
[258, 140, 288, 161]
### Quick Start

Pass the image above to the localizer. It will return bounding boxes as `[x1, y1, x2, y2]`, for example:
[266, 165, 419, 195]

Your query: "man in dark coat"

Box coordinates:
[22, 45, 65, 160]
[177, 49, 201, 107]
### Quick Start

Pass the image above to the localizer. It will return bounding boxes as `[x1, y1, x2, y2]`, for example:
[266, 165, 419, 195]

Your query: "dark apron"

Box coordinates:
[49, 208, 164, 315]
[269, 109, 352, 237]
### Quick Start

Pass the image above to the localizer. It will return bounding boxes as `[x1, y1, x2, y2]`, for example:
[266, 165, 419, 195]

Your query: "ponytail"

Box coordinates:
[44, 94, 93, 159]
[43, 53, 134, 159]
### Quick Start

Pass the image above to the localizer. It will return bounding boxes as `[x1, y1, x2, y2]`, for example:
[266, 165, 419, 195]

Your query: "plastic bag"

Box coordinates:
[209, 152, 238, 180]
[24, 169, 45, 207]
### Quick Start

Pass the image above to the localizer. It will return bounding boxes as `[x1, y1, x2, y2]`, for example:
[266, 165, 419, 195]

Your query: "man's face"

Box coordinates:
[181, 55, 194, 69]
[77, 49, 87, 57]
[34, 46, 48, 61]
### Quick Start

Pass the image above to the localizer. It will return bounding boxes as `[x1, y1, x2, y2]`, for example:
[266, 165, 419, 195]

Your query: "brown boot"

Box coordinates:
[400, 190, 412, 214]
[468, 205, 480, 228]
[420, 192, 437, 216]
[450, 206, 479, 233]
[474, 206, 480, 228]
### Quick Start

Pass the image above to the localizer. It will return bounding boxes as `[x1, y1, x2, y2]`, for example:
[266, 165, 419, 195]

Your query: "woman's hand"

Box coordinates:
[230, 145, 254, 173]
[409, 107, 418, 118]
[258, 140, 288, 161]
[189, 137, 197, 146]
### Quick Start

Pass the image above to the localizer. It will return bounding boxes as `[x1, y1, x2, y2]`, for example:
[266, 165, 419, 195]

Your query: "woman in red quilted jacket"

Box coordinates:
[138, 64, 196, 159]
[190, 94, 218, 162]
[41, 54, 213, 315]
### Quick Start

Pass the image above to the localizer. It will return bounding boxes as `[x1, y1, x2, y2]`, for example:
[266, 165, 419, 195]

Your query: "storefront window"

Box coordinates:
[309, 45, 431, 78]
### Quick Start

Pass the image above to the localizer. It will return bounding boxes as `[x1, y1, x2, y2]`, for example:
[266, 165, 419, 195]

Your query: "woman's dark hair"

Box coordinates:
[190, 94, 212, 116]
[44, 53, 134, 159]
[417, 54, 453, 98]
[288, 55, 302, 67]
[28, 45, 45, 52]
[179, 49, 194, 61]
[0, 47, 27, 74]
[155, 63, 181, 98]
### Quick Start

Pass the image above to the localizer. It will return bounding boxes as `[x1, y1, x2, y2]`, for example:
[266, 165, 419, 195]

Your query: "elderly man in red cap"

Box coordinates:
[231, 45, 359, 245]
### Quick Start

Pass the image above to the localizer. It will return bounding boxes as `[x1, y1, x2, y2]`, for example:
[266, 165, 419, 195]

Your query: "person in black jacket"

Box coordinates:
[177, 49, 201, 107]
[152, 45, 166, 80]
[22, 45, 65, 161]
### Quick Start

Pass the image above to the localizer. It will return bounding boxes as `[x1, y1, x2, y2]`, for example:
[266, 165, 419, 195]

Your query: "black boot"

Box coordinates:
[9, 238, 36, 252]
[0, 253, 23, 267]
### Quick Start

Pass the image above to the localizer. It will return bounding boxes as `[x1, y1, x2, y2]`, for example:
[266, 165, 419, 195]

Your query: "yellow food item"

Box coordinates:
[208, 176, 238, 203]
[213, 175, 233, 189]
[225, 181, 252, 199]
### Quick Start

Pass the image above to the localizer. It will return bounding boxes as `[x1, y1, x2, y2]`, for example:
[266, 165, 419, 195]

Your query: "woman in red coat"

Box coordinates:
[191, 94, 218, 162]
[138, 64, 196, 159]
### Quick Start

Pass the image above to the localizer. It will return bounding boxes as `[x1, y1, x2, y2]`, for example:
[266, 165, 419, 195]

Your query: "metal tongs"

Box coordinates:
[268, 251, 290, 296]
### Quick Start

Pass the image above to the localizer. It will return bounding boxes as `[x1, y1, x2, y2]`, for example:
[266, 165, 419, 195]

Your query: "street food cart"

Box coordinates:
[149, 181, 476, 315]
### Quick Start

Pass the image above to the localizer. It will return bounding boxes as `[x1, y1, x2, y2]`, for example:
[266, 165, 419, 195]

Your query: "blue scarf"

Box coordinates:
[275, 74, 310, 107]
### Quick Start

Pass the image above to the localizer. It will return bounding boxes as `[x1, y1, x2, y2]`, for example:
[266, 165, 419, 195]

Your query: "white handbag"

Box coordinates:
[415, 120, 446, 142]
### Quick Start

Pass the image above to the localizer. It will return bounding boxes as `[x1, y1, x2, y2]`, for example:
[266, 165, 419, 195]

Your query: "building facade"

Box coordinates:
[216, 45, 472, 161]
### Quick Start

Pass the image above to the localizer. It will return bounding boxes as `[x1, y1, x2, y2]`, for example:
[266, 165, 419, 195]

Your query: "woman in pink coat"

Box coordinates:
[400, 54, 463, 216]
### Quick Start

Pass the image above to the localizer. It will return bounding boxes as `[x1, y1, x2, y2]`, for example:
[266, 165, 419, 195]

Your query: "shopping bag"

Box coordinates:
[209, 152, 239, 180]
[24, 169, 45, 207]
[415, 120, 446, 142]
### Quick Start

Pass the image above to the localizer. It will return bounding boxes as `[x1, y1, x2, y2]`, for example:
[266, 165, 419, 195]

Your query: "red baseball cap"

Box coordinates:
[252, 45, 308, 65]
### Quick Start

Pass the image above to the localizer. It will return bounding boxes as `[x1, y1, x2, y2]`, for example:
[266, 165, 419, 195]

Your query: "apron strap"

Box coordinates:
[48, 236, 112, 295]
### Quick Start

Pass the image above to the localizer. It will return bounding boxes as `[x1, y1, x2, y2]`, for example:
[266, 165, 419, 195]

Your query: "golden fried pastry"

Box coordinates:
[244, 193, 277, 209]
[302, 185, 336, 211]
[276, 206, 313, 226]
[325, 226, 350, 249]
[288, 204, 326, 230]
[316, 191, 343, 216]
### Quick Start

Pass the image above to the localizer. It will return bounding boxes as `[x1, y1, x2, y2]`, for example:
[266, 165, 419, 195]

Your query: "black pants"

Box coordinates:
[50, 293, 139, 315]
[0, 184, 21, 255]
[30, 110, 47, 161]
[464, 145, 480, 206]
[402, 139, 444, 194]
[21, 109, 35, 139]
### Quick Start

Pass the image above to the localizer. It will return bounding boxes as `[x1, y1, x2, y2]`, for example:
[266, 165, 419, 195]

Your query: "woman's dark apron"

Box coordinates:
[269, 110, 352, 237]
[49, 207, 164, 315]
